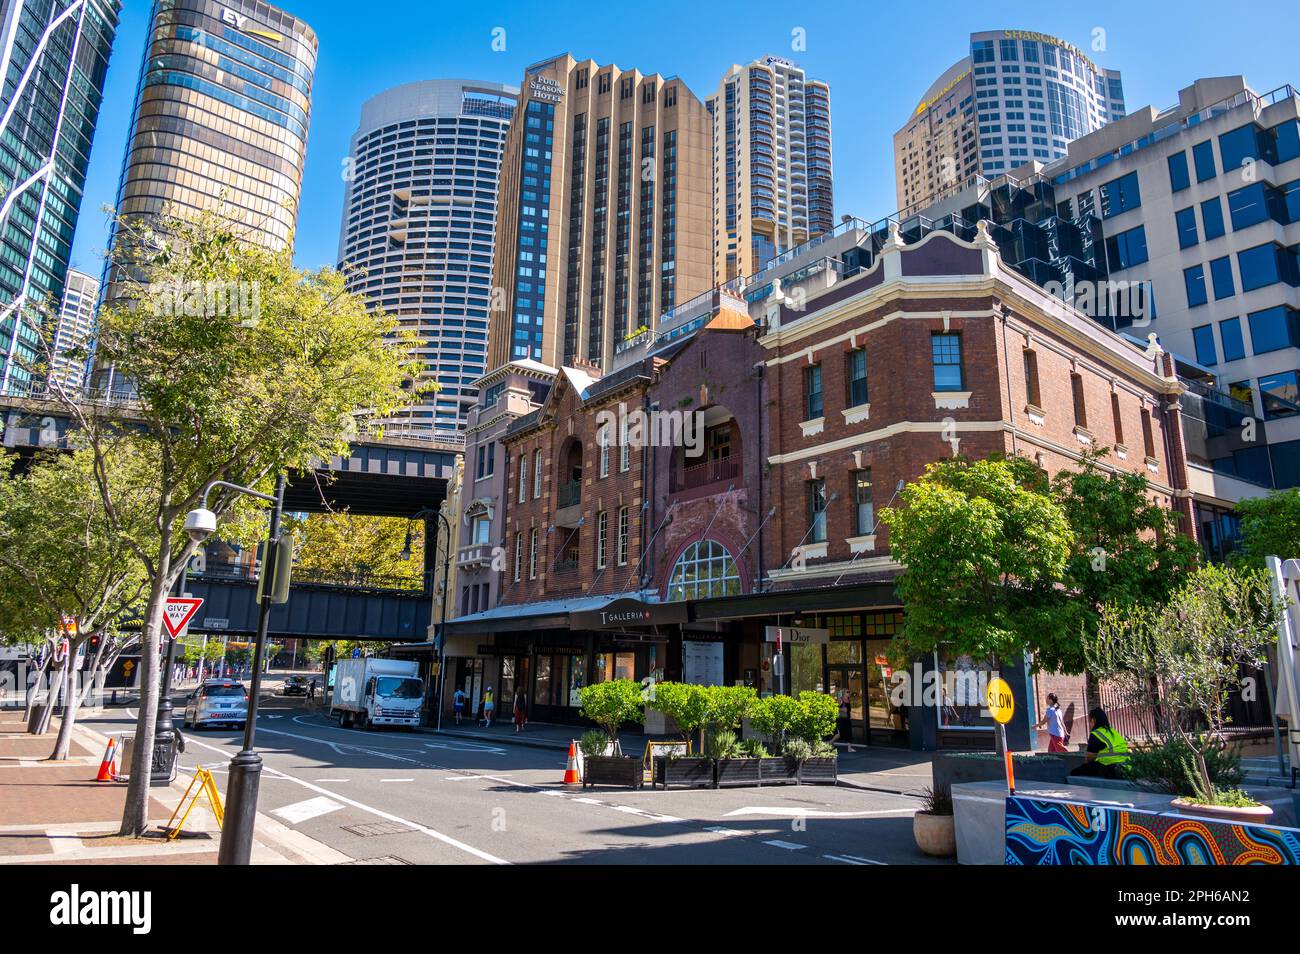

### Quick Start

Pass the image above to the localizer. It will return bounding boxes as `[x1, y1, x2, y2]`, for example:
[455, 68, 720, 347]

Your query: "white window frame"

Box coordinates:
[528, 528, 538, 579]
[616, 507, 629, 566]
[599, 424, 610, 478]
[596, 510, 608, 569]
[513, 532, 523, 582]
[532, 449, 543, 498]
[518, 453, 528, 504]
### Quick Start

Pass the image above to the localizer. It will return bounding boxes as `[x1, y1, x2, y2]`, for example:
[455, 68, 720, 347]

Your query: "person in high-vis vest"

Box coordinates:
[1070, 707, 1131, 779]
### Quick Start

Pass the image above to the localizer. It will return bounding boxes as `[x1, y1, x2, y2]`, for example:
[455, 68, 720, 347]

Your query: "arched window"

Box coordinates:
[668, 540, 741, 601]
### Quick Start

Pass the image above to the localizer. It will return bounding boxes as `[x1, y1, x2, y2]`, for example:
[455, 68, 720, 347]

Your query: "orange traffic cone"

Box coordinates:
[563, 740, 581, 786]
[95, 738, 117, 782]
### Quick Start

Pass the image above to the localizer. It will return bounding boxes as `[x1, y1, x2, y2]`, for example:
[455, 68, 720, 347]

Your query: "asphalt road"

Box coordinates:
[83, 679, 944, 866]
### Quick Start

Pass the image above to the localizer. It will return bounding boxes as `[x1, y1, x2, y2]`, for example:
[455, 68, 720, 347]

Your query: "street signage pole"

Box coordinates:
[987, 676, 1016, 794]
[219, 474, 287, 866]
[152, 591, 203, 785]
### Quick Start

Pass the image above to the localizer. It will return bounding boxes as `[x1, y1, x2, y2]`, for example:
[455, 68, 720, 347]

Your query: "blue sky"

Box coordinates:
[69, 0, 1298, 274]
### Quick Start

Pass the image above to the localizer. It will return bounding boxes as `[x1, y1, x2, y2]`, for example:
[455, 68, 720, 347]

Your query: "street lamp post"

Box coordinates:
[181, 475, 285, 866]
[150, 563, 190, 786]
[403, 507, 452, 729]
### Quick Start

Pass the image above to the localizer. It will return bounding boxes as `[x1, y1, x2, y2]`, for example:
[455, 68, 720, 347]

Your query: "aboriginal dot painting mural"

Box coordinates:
[1005, 796, 1300, 865]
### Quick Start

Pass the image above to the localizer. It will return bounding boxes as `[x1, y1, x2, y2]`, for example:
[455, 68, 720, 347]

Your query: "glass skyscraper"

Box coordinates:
[894, 29, 1124, 214]
[338, 79, 518, 434]
[0, 0, 119, 393]
[107, 0, 316, 269]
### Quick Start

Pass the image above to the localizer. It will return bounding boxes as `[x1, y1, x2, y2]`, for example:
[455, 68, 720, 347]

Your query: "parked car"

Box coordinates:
[183, 680, 248, 730]
[282, 675, 310, 697]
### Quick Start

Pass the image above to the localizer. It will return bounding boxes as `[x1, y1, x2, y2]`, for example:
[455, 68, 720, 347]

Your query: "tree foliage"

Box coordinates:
[1234, 488, 1300, 568]
[578, 679, 645, 743]
[1046, 450, 1200, 671]
[880, 456, 1073, 666]
[1085, 564, 1282, 801]
[0, 448, 152, 757]
[39, 207, 422, 834]
[284, 511, 424, 586]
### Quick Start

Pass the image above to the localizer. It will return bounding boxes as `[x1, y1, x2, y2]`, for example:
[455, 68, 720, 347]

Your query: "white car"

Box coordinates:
[183, 680, 248, 730]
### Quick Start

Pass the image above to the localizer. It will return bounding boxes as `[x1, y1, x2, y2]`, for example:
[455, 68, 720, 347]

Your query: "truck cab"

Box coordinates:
[362, 673, 423, 728]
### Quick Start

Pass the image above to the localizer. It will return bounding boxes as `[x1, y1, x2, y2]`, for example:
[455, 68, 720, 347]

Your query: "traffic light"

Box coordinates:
[87, 634, 102, 656]
[254, 535, 294, 604]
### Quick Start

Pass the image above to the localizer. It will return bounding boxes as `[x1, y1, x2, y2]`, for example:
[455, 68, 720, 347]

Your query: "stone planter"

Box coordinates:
[715, 758, 762, 788]
[582, 755, 642, 789]
[798, 757, 838, 785]
[760, 757, 800, 785]
[652, 756, 713, 789]
[913, 811, 956, 857]
[1170, 798, 1275, 826]
[933, 752, 1069, 790]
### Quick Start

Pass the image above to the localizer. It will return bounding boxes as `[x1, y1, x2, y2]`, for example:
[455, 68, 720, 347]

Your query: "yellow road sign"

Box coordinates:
[987, 677, 1015, 724]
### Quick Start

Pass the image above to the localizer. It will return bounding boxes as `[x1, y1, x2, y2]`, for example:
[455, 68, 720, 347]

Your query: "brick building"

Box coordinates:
[443, 219, 1195, 749]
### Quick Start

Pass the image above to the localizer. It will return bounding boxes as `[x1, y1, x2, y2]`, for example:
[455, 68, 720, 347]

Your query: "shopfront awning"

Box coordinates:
[690, 581, 900, 621]
[442, 593, 650, 636]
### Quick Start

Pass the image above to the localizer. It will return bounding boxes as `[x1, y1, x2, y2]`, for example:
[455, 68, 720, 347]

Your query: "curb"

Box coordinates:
[71, 717, 345, 865]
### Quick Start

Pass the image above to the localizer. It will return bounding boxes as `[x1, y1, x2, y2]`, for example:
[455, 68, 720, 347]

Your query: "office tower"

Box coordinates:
[487, 53, 712, 372]
[708, 55, 833, 282]
[913, 76, 1300, 516]
[50, 268, 99, 389]
[0, 0, 119, 393]
[110, 0, 317, 257]
[895, 29, 1124, 213]
[338, 80, 518, 434]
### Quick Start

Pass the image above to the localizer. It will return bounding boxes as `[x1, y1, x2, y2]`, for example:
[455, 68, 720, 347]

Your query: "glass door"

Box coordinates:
[865, 639, 908, 745]
[826, 667, 866, 744]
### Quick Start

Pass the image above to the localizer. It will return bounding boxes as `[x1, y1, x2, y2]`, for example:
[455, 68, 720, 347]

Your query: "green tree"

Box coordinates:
[649, 682, 708, 748]
[38, 208, 421, 835]
[1046, 450, 1200, 672]
[1085, 564, 1283, 803]
[880, 456, 1073, 666]
[578, 679, 645, 749]
[0, 448, 151, 758]
[285, 511, 424, 586]
[1234, 488, 1300, 567]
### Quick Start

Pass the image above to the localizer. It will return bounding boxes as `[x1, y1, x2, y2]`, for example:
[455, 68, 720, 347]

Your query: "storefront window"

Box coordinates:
[535, 656, 551, 708]
[826, 639, 862, 665]
[567, 655, 585, 706]
[595, 651, 635, 683]
[935, 652, 996, 730]
[789, 642, 823, 694]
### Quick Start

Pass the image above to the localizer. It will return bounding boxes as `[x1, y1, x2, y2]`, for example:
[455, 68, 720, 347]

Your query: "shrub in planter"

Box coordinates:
[578, 729, 611, 759]
[913, 784, 956, 857]
[649, 682, 708, 751]
[749, 694, 804, 751]
[578, 680, 643, 788]
[1126, 734, 1243, 797]
[578, 679, 644, 746]
[794, 692, 839, 746]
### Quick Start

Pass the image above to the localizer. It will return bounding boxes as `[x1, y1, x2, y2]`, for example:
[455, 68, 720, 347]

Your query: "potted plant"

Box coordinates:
[648, 682, 712, 788]
[711, 728, 761, 787]
[913, 783, 956, 857]
[792, 692, 840, 784]
[1087, 565, 1282, 823]
[578, 679, 644, 788]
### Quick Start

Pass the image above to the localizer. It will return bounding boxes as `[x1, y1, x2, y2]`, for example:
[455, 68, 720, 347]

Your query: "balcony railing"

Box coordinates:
[670, 456, 740, 493]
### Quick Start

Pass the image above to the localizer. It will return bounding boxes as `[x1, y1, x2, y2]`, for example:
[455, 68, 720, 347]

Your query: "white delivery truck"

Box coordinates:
[329, 658, 424, 730]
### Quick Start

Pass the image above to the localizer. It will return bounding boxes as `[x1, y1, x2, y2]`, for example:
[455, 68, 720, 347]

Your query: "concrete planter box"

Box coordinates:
[934, 752, 1078, 791]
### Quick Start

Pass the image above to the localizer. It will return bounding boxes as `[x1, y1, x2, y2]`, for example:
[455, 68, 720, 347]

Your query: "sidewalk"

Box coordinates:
[421, 719, 935, 795]
[0, 709, 347, 866]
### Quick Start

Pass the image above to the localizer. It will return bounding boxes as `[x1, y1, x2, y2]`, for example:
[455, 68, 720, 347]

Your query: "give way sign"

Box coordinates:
[162, 597, 204, 640]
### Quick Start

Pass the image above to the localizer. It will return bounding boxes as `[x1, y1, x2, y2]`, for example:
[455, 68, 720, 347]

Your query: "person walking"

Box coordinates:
[482, 687, 495, 727]
[1070, 707, 1131, 779]
[1034, 692, 1070, 752]
[453, 687, 467, 725]
[513, 687, 527, 733]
